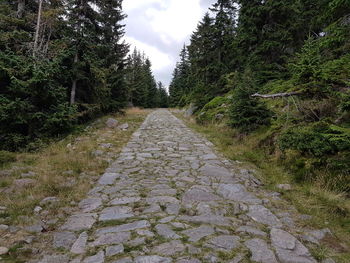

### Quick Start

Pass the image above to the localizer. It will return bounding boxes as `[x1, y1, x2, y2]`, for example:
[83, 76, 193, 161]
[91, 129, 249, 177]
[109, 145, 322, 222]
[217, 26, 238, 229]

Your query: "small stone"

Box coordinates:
[34, 206, 43, 213]
[71, 232, 88, 254]
[106, 118, 119, 128]
[247, 205, 281, 227]
[40, 196, 60, 206]
[106, 244, 124, 257]
[245, 238, 278, 263]
[182, 225, 215, 242]
[21, 171, 36, 178]
[155, 224, 181, 239]
[236, 226, 267, 237]
[13, 178, 36, 188]
[99, 206, 133, 221]
[90, 232, 130, 247]
[207, 235, 240, 251]
[83, 251, 105, 263]
[78, 198, 103, 212]
[217, 184, 262, 204]
[112, 258, 133, 263]
[119, 123, 129, 130]
[152, 240, 185, 256]
[110, 196, 141, 205]
[61, 213, 97, 231]
[277, 184, 292, 191]
[0, 247, 9, 255]
[25, 223, 44, 233]
[135, 255, 172, 263]
[53, 231, 77, 249]
[38, 254, 70, 263]
[62, 170, 74, 176]
[0, 224, 9, 232]
[98, 173, 120, 185]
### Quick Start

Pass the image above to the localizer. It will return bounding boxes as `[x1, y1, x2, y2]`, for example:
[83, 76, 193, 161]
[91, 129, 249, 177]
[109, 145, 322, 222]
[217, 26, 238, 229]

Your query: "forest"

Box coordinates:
[0, 0, 168, 151]
[169, 0, 350, 193]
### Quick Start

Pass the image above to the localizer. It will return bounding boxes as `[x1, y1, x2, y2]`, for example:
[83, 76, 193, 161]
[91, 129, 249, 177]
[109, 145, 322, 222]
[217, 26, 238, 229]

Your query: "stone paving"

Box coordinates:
[37, 109, 320, 263]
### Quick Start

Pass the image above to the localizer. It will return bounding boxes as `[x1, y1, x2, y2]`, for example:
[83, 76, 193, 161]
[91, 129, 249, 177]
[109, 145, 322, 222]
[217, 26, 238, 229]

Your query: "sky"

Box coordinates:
[123, 0, 215, 87]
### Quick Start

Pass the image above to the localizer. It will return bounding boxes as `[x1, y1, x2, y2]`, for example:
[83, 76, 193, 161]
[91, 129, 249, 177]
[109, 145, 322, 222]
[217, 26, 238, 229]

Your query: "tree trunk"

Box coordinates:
[17, 0, 25, 18]
[70, 52, 79, 105]
[33, 0, 43, 57]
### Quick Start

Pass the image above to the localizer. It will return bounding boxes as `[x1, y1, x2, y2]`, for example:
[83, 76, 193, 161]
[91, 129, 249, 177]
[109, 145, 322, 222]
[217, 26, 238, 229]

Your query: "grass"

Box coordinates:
[0, 108, 149, 259]
[174, 111, 350, 263]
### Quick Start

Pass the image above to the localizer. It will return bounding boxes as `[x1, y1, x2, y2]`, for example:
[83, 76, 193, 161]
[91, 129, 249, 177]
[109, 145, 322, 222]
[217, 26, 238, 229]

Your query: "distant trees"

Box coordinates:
[0, 0, 167, 151]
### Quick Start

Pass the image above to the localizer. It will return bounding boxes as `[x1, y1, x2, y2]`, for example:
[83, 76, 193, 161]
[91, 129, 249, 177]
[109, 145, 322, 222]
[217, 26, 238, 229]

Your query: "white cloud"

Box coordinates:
[123, 0, 214, 85]
[125, 36, 172, 71]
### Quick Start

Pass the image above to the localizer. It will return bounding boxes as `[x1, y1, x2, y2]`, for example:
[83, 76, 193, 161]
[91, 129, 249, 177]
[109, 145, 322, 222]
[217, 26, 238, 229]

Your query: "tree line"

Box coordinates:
[0, 0, 168, 151]
[170, 0, 350, 190]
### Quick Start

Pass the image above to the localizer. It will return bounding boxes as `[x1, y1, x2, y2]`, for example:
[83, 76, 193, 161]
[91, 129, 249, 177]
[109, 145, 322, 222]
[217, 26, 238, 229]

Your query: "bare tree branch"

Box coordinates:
[251, 91, 302, 99]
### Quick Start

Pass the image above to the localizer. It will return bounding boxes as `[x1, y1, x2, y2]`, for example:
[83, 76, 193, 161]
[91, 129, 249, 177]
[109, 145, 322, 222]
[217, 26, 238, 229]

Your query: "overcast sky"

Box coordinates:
[123, 0, 215, 87]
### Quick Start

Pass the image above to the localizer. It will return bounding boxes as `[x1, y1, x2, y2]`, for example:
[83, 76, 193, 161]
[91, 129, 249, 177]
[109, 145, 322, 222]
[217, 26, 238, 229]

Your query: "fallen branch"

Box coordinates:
[251, 91, 302, 99]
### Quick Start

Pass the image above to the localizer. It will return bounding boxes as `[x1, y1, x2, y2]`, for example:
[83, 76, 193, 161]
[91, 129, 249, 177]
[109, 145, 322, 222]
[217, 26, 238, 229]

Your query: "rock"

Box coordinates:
[38, 254, 70, 263]
[0, 247, 9, 255]
[25, 223, 44, 233]
[13, 178, 36, 188]
[247, 205, 282, 227]
[61, 213, 97, 231]
[184, 103, 197, 117]
[236, 226, 267, 237]
[90, 232, 130, 247]
[112, 258, 133, 263]
[182, 225, 215, 242]
[106, 244, 124, 257]
[176, 259, 201, 263]
[100, 143, 113, 148]
[53, 231, 77, 249]
[152, 240, 186, 256]
[277, 184, 292, 191]
[40, 196, 60, 206]
[21, 171, 36, 178]
[207, 235, 240, 251]
[0, 224, 9, 232]
[166, 203, 180, 215]
[78, 198, 103, 212]
[106, 118, 119, 128]
[178, 215, 231, 226]
[71, 232, 88, 254]
[98, 173, 120, 185]
[62, 170, 74, 176]
[110, 196, 141, 205]
[182, 188, 221, 203]
[92, 150, 104, 157]
[271, 228, 316, 263]
[34, 206, 43, 213]
[217, 184, 262, 204]
[245, 238, 278, 263]
[96, 220, 150, 235]
[155, 224, 181, 239]
[83, 251, 105, 263]
[119, 123, 129, 130]
[99, 206, 133, 221]
[135, 255, 172, 263]
[215, 113, 224, 120]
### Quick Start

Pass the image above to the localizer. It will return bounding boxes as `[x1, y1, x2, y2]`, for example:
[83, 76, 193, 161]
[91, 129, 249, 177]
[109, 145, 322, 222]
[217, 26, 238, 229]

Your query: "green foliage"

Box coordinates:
[196, 96, 229, 123]
[229, 72, 272, 132]
[0, 151, 16, 167]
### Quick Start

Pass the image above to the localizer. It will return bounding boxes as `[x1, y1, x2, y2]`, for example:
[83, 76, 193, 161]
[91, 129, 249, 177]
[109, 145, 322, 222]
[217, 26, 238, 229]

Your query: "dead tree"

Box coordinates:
[17, 0, 25, 18]
[33, 0, 43, 57]
[251, 91, 302, 99]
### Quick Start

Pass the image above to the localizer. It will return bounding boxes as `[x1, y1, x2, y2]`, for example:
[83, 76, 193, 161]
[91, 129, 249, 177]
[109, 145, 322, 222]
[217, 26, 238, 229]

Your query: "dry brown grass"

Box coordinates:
[0, 108, 149, 249]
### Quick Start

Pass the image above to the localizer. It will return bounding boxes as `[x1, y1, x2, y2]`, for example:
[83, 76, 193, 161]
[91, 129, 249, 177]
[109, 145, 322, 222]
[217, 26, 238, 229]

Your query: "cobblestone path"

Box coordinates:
[38, 109, 320, 263]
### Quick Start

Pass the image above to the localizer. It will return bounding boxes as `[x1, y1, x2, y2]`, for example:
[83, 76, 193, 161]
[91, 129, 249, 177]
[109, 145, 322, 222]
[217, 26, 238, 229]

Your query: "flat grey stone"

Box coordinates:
[99, 206, 133, 221]
[112, 257, 133, 263]
[182, 188, 221, 203]
[13, 178, 36, 188]
[53, 231, 76, 249]
[96, 220, 150, 235]
[247, 205, 281, 227]
[146, 196, 180, 204]
[71, 232, 88, 254]
[178, 215, 230, 226]
[271, 228, 316, 263]
[236, 226, 267, 237]
[78, 198, 103, 212]
[207, 235, 240, 251]
[152, 240, 185, 256]
[155, 224, 180, 239]
[40, 196, 60, 206]
[38, 254, 70, 263]
[0, 247, 9, 255]
[106, 244, 124, 257]
[106, 118, 118, 128]
[61, 213, 97, 231]
[176, 259, 201, 263]
[135, 255, 172, 263]
[245, 238, 278, 263]
[218, 184, 261, 204]
[90, 231, 130, 247]
[182, 225, 214, 242]
[83, 251, 104, 263]
[98, 173, 119, 185]
[110, 196, 141, 205]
